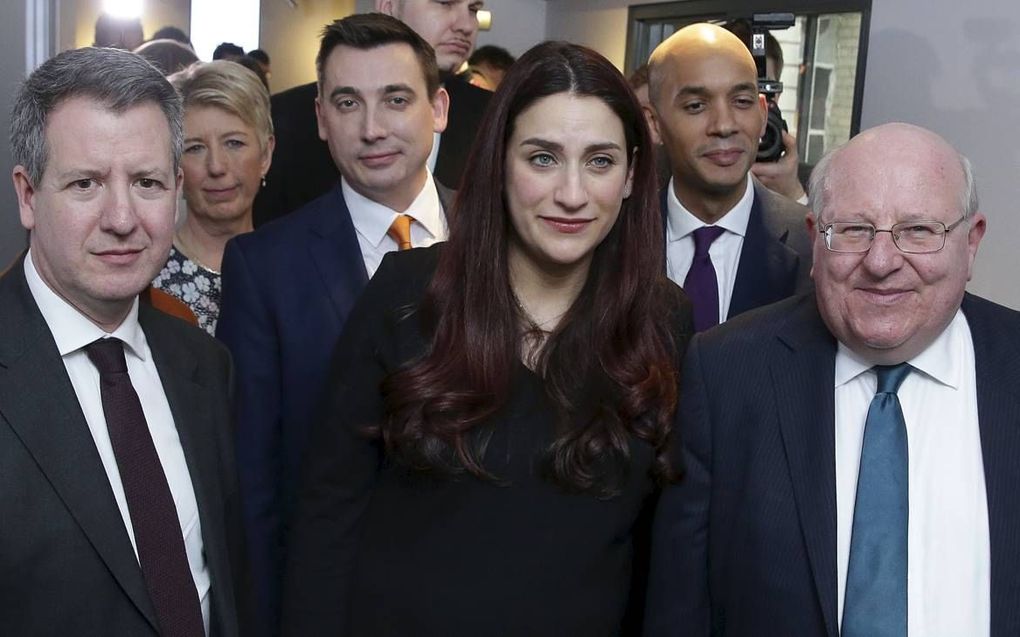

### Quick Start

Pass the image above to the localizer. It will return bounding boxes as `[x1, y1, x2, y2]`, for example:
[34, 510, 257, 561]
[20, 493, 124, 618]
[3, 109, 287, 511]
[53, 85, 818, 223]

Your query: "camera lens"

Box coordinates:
[757, 101, 787, 163]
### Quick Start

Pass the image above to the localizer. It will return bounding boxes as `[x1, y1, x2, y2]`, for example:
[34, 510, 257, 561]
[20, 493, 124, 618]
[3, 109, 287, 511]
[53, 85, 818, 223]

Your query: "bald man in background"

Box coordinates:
[645, 23, 811, 333]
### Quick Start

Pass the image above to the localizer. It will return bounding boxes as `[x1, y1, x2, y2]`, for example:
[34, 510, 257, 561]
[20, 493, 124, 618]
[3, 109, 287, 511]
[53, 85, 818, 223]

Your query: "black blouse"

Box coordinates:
[282, 244, 692, 637]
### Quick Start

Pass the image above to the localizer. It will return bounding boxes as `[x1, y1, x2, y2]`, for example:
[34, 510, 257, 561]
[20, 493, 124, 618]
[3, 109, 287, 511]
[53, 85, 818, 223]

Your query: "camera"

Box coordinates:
[751, 13, 795, 163]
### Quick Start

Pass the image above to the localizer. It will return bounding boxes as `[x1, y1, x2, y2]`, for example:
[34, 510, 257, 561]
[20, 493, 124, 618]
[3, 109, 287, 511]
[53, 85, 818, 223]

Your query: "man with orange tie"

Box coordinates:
[215, 14, 452, 633]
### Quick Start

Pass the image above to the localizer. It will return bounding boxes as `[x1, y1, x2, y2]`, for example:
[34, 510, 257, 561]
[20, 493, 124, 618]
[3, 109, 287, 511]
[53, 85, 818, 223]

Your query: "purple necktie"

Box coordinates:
[85, 338, 205, 637]
[684, 226, 726, 332]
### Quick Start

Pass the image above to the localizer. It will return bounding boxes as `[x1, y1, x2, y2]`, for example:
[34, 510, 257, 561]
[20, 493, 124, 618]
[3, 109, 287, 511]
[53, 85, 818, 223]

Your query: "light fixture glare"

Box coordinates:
[102, 0, 143, 19]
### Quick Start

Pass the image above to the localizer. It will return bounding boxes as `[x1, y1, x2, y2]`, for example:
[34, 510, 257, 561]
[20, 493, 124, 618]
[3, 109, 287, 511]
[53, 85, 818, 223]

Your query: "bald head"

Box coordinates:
[809, 123, 978, 224]
[647, 23, 757, 107]
[643, 22, 767, 221]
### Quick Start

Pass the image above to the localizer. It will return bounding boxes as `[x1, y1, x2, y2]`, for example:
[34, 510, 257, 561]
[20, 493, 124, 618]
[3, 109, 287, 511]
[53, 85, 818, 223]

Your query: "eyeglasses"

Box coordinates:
[819, 216, 968, 254]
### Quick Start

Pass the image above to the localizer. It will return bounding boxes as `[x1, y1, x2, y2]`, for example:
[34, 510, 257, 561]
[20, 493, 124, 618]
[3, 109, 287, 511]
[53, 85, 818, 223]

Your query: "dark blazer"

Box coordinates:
[644, 292, 1020, 636]
[217, 181, 454, 631]
[252, 77, 489, 228]
[0, 260, 250, 637]
[432, 73, 492, 190]
[662, 180, 812, 320]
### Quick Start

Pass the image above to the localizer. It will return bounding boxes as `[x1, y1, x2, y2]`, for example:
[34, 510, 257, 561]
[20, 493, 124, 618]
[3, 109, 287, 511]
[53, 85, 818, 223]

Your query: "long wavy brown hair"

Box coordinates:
[379, 42, 681, 496]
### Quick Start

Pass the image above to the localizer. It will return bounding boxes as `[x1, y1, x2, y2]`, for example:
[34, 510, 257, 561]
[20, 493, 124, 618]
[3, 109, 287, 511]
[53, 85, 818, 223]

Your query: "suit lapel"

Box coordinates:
[729, 188, 801, 318]
[0, 265, 159, 631]
[964, 295, 1020, 634]
[307, 186, 370, 322]
[770, 297, 840, 637]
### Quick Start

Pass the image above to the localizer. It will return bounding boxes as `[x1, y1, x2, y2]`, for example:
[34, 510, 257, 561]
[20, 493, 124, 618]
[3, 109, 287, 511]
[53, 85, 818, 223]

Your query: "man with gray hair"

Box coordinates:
[646, 123, 1020, 636]
[1, 47, 250, 636]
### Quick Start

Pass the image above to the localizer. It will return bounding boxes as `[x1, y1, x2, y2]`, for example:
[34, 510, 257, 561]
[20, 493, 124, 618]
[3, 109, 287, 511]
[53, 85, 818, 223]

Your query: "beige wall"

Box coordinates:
[260, 0, 355, 92]
[544, 0, 641, 70]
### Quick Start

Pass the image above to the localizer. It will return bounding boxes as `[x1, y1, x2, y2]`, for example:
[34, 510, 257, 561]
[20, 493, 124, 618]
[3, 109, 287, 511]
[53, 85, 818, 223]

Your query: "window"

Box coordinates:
[190, 0, 261, 62]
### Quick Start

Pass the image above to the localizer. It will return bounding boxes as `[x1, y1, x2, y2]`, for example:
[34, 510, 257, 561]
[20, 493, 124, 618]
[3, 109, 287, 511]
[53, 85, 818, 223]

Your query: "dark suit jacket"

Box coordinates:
[644, 292, 1020, 636]
[252, 76, 489, 228]
[432, 73, 492, 190]
[217, 181, 453, 631]
[662, 180, 812, 320]
[0, 260, 250, 636]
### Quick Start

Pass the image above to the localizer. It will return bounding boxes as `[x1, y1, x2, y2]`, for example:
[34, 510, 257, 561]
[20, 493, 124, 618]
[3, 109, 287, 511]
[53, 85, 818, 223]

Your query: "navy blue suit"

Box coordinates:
[662, 181, 812, 319]
[216, 182, 452, 632]
[644, 293, 1020, 636]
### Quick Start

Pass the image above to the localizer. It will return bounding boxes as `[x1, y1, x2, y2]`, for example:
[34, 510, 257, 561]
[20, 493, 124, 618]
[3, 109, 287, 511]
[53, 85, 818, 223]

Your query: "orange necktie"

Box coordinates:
[387, 214, 414, 251]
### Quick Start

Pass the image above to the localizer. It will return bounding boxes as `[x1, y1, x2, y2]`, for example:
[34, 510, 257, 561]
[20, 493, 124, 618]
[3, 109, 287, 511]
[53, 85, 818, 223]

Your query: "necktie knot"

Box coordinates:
[691, 226, 725, 257]
[388, 214, 414, 251]
[875, 363, 911, 395]
[85, 338, 128, 375]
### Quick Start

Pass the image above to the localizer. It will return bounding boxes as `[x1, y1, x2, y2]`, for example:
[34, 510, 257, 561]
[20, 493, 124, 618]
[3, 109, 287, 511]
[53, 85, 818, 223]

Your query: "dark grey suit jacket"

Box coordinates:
[662, 180, 813, 320]
[0, 259, 251, 636]
[645, 292, 1020, 636]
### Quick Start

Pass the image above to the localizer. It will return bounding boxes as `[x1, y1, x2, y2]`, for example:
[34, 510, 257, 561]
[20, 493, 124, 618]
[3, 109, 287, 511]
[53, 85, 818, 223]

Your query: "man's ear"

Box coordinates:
[431, 87, 450, 134]
[13, 166, 38, 231]
[376, 0, 397, 16]
[757, 93, 768, 138]
[642, 104, 661, 145]
[805, 211, 817, 235]
[314, 95, 328, 142]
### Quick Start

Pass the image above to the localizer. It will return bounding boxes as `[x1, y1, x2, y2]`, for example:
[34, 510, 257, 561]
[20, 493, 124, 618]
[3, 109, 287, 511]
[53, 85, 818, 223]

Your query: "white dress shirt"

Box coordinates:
[834, 310, 989, 637]
[665, 175, 754, 323]
[342, 172, 448, 278]
[25, 251, 211, 635]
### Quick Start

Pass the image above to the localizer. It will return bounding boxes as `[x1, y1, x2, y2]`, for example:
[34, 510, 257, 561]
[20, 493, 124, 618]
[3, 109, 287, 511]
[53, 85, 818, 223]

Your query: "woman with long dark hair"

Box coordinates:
[283, 41, 693, 636]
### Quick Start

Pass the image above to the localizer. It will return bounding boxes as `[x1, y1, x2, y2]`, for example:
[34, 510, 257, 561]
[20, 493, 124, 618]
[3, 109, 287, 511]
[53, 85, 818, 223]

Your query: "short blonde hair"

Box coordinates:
[170, 60, 273, 150]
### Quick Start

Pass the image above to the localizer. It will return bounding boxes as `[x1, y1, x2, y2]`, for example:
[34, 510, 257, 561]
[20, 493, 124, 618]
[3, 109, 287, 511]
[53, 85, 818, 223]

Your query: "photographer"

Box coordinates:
[724, 19, 808, 204]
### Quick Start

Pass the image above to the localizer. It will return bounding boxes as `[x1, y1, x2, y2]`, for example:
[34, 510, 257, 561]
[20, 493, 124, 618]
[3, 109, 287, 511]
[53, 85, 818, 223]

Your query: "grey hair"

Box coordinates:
[10, 47, 183, 186]
[809, 138, 980, 223]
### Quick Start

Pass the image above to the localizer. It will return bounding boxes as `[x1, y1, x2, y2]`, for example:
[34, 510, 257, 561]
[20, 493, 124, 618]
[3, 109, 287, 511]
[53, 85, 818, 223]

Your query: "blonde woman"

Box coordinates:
[152, 60, 274, 334]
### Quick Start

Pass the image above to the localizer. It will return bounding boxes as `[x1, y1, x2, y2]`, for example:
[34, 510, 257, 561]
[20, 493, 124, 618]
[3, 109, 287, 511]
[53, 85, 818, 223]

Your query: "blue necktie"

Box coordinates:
[842, 363, 912, 637]
[684, 226, 726, 332]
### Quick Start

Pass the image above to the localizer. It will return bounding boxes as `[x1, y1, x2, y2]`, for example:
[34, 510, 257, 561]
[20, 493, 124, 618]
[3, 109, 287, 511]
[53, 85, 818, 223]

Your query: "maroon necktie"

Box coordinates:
[85, 338, 205, 637]
[683, 226, 726, 332]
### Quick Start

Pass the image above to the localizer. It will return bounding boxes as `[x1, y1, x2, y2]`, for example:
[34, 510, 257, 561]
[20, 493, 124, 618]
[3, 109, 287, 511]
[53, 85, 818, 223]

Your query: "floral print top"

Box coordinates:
[152, 245, 222, 336]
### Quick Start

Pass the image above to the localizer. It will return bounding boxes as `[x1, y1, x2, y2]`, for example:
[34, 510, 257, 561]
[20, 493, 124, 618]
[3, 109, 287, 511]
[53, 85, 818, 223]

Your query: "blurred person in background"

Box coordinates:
[724, 19, 808, 203]
[213, 42, 246, 61]
[93, 12, 144, 50]
[466, 44, 515, 90]
[152, 60, 274, 336]
[134, 38, 199, 76]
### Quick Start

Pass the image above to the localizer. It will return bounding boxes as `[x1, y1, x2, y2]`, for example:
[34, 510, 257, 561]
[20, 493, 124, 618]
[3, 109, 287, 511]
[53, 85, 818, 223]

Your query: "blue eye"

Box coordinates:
[529, 152, 556, 167]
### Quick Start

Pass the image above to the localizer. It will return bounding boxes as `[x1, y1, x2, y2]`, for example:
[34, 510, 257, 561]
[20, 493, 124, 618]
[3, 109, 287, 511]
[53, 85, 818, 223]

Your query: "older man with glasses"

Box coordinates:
[645, 122, 1020, 637]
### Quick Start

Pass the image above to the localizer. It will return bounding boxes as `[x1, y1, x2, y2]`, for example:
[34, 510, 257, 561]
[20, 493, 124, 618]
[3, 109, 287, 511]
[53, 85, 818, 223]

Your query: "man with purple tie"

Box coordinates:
[645, 23, 811, 331]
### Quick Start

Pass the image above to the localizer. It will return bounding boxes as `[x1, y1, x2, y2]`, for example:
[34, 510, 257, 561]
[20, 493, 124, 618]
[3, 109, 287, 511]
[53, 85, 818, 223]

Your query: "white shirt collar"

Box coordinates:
[834, 307, 965, 390]
[341, 171, 444, 249]
[23, 249, 147, 360]
[666, 175, 754, 241]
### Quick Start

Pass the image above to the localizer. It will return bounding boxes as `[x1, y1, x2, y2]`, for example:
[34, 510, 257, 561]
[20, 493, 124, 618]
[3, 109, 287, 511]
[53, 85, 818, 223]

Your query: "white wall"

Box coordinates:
[476, 0, 546, 58]
[860, 0, 1020, 309]
[545, 0, 632, 69]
